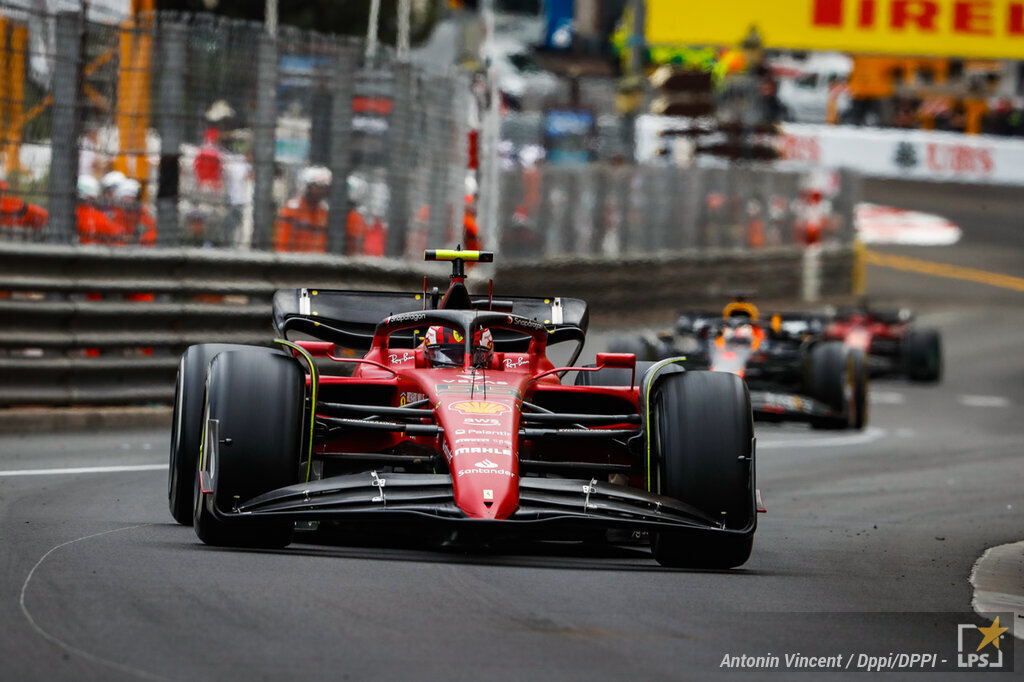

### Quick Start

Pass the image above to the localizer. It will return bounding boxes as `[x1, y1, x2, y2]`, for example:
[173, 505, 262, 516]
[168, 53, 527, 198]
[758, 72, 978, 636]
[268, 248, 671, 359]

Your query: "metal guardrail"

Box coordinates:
[0, 242, 853, 407]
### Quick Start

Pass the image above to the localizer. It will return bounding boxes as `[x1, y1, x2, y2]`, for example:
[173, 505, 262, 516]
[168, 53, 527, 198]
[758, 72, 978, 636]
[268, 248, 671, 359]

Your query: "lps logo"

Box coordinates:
[957, 617, 1008, 669]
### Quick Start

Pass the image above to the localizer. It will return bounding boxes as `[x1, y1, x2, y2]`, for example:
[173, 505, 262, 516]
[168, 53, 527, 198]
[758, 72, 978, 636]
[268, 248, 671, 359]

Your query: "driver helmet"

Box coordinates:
[732, 323, 754, 341]
[423, 326, 494, 368]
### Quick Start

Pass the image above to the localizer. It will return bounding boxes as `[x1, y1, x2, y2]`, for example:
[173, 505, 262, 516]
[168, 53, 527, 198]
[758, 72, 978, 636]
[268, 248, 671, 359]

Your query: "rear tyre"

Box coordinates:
[606, 335, 651, 362]
[193, 349, 304, 548]
[169, 343, 272, 525]
[903, 328, 942, 383]
[806, 341, 853, 430]
[649, 371, 754, 569]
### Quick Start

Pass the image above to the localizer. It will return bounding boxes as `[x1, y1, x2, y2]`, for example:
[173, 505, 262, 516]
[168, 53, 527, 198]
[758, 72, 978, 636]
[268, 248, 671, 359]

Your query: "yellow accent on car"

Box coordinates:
[428, 249, 480, 261]
[722, 301, 760, 320]
[274, 339, 318, 483]
[645, 357, 688, 492]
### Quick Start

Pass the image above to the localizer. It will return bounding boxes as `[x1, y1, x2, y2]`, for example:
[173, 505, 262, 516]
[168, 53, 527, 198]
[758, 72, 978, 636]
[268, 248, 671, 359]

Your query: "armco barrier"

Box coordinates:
[0, 243, 853, 407]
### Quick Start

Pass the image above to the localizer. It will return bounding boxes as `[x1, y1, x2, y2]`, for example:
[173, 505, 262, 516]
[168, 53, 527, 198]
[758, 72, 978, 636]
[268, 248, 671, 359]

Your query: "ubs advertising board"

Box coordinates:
[646, 0, 1024, 59]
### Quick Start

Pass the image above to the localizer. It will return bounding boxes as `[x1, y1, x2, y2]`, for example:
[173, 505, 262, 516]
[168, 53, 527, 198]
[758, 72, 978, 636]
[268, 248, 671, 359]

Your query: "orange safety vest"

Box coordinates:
[77, 204, 125, 245]
[0, 196, 48, 230]
[346, 209, 367, 255]
[463, 212, 481, 252]
[274, 197, 329, 253]
[111, 204, 157, 246]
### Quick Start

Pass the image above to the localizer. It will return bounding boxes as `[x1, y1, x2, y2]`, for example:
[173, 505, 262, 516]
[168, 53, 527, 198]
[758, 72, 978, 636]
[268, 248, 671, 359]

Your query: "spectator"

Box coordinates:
[983, 98, 1016, 136]
[345, 174, 368, 255]
[273, 166, 331, 253]
[193, 128, 224, 191]
[222, 152, 252, 246]
[0, 179, 48, 240]
[76, 175, 122, 245]
[100, 170, 126, 218]
[935, 100, 967, 133]
[113, 178, 156, 246]
[463, 193, 481, 253]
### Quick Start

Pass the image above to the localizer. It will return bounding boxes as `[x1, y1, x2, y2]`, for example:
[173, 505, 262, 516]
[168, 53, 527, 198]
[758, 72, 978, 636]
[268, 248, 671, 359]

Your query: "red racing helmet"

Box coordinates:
[423, 326, 494, 368]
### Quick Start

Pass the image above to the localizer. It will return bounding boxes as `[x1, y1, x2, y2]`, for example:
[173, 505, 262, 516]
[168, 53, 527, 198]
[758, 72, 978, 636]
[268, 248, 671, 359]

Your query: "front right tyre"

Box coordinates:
[169, 343, 273, 525]
[649, 370, 755, 569]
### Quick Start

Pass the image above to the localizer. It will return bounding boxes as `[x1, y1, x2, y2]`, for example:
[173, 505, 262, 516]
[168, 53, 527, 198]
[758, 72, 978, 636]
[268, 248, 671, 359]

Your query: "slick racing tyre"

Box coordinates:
[850, 348, 869, 430]
[606, 335, 652, 362]
[169, 343, 276, 525]
[903, 328, 942, 383]
[650, 371, 754, 569]
[806, 341, 860, 430]
[193, 349, 304, 548]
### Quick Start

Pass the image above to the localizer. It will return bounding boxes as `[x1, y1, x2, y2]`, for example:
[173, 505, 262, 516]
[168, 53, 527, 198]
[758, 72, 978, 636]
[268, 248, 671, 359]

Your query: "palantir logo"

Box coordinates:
[957, 617, 1008, 669]
[474, 458, 498, 469]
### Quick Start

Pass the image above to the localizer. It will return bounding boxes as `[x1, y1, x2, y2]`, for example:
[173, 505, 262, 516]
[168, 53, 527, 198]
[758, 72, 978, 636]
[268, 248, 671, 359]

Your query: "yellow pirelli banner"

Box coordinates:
[646, 0, 1024, 58]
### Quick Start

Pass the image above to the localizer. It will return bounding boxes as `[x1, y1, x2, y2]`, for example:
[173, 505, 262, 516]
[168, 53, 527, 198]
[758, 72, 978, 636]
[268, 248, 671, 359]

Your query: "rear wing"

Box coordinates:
[273, 288, 589, 351]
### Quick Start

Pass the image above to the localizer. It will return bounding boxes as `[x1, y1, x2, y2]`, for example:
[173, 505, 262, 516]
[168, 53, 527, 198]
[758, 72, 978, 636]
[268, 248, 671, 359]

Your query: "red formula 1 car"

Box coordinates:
[825, 303, 942, 382]
[168, 250, 761, 568]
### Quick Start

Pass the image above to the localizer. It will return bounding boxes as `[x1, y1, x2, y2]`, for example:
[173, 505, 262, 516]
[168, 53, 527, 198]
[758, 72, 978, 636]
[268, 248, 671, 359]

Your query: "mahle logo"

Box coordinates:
[957, 617, 1008, 669]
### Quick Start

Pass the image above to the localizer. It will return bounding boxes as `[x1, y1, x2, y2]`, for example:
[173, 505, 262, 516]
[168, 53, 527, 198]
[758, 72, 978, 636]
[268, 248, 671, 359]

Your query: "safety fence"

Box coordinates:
[0, 4, 470, 256]
[496, 164, 861, 258]
[0, 241, 854, 406]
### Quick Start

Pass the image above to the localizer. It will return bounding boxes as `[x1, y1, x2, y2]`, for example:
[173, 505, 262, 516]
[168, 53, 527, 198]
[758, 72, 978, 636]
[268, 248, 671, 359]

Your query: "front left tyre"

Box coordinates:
[193, 349, 304, 548]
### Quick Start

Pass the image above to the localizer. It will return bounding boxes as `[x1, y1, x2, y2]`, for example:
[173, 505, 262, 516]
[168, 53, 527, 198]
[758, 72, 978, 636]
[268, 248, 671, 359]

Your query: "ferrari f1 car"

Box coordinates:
[824, 303, 942, 382]
[609, 299, 868, 430]
[168, 250, 762, 568]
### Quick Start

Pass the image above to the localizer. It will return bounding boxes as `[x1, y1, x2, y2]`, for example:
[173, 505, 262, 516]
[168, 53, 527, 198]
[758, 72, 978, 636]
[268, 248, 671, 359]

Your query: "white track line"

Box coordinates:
[758, 426, 887, 450]
[20, 524, 166, 680]
[0, 464, 166, 478]
[958, 395, 1011, 408]
[869, 391, 905, 405]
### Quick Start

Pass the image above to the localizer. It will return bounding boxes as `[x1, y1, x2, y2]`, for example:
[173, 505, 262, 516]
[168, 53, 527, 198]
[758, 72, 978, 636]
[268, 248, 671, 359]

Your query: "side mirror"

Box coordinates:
[295, 341, 335, 357]
[595, 352, 636, 388]
[596, 352, 637, 369]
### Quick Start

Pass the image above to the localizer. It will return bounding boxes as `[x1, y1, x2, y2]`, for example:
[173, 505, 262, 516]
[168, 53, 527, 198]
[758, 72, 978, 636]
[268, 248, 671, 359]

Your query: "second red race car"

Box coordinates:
[825, 302, 942, 382]
[168, 249, 762, 568]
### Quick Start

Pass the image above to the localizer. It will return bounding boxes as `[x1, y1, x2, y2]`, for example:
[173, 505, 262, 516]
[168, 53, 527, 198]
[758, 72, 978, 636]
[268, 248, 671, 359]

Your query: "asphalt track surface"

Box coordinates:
[1, 180, 1022, 680]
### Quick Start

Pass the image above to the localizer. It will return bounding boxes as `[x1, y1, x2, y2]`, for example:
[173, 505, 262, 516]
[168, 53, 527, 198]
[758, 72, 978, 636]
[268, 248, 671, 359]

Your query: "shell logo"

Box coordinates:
[449, 401, 509, 415]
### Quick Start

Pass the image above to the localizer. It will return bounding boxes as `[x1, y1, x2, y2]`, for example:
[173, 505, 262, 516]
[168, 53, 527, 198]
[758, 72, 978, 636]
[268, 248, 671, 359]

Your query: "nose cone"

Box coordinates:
[435, 396, 520, 520]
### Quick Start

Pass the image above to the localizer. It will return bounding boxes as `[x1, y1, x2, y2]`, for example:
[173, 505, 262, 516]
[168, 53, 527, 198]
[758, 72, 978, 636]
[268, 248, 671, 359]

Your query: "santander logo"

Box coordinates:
[475, 458, 499, 468]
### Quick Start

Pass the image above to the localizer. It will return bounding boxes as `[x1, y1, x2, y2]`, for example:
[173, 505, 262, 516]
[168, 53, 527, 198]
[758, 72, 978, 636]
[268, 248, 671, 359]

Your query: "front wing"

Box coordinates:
[201, 426, 748, 536]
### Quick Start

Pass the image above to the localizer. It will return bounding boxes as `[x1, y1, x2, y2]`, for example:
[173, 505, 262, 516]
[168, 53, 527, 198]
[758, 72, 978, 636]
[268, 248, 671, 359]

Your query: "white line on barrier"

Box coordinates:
[758, 426, 887, 450]
[0, 463, 167, 478]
